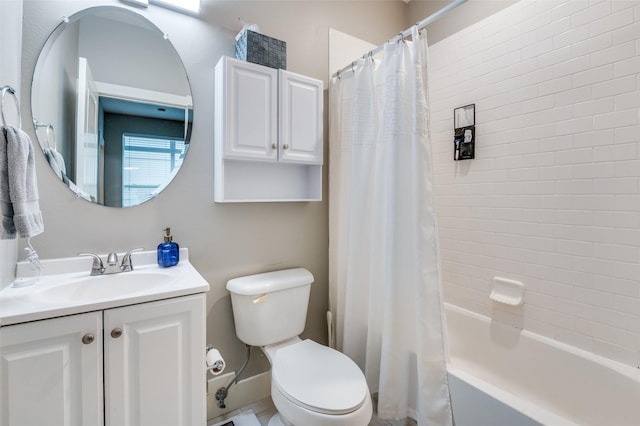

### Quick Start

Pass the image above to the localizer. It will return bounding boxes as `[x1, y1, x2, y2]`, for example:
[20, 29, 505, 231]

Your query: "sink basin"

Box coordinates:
[35, 271, 175, 303]
[0, 248, 209, 325]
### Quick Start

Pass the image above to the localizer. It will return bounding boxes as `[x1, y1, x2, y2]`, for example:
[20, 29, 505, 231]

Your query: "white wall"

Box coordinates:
[78, 15, 189, 95]
[430, 0, 640, 368]
[328, 28, 376, 76]
[0, 0, 23, 290]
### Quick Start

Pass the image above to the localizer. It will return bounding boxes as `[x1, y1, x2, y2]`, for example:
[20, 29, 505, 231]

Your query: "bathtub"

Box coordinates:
[445, 303, 640, 426]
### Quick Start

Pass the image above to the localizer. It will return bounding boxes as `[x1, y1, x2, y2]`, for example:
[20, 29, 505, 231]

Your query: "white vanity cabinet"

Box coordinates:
[0, 294, 206, 426]
[0, 312, 103, 426]
[105, 294, 205, 426]
[214, 56, 323, 202]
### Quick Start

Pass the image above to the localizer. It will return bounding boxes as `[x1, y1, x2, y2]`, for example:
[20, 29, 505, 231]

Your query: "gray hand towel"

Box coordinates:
[44, 147, 66, 181]
[0, 125, 44, 239]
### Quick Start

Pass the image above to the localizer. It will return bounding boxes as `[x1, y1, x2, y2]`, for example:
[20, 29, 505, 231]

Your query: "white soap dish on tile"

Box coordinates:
[490, 277, 524, 306]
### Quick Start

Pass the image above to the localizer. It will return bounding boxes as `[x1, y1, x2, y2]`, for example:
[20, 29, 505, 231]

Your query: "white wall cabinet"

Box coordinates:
[278, 70, 324, 165]
[214, 56, 323, 202]
[218, 58, 278, 162]
[0, 294, 206, 426]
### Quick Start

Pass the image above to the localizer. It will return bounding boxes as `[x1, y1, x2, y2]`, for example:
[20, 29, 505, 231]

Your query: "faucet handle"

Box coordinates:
[78, 252, 105, 276]
[106, 252, 118, 266]
[121, 247, 145, 272]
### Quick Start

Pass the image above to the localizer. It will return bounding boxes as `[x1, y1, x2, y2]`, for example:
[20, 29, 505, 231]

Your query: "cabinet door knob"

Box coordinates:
[82, 333, 95, 344]
[111, 328, 123, 338]
[283, 144, 289, 150]
[271, 143, 277, 150]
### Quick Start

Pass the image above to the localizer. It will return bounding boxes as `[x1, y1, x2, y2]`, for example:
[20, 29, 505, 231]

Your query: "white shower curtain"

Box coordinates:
[328, 28, 452, 425]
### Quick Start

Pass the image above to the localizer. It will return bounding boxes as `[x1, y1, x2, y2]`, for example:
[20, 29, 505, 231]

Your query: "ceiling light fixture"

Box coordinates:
[150, 0, 200, 15]
[119, 0, 149, 8]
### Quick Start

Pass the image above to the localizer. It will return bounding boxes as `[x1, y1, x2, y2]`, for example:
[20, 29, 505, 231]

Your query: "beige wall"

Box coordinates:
[20, 0, 405, 379]
[407, 0, 518, 45]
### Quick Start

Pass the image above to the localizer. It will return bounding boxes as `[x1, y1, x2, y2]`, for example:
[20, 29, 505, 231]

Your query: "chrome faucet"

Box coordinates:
[120, 247, 144, 272]
[78, 248, 144, 276]
[77, 252, 105, 276]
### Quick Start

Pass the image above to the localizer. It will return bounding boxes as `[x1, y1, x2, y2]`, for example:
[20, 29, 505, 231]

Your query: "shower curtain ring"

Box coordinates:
[417, 22, 425, 36]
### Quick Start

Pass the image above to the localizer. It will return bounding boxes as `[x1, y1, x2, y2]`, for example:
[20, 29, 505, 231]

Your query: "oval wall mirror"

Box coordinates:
[31, 6, 193, 208]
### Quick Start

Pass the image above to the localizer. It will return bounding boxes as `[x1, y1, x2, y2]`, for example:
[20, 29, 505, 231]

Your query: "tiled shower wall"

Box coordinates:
[429, 0, 640, 368]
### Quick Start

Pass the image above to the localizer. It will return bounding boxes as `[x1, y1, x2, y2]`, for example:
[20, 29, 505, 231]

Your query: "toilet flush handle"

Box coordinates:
[252, 294, 268, 304]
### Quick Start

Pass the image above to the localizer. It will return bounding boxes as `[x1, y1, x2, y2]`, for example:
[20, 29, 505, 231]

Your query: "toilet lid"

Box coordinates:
[271, 339, 369, 415]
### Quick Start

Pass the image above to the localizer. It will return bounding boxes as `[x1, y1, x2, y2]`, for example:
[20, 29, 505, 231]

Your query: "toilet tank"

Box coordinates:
[226, 268, 314, 346]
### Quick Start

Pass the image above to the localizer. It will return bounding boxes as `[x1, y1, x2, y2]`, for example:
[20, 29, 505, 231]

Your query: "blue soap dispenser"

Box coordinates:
[157, 227, 179, 267]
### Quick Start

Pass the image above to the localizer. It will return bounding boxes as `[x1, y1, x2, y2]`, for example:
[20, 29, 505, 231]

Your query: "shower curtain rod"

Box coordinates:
[332, 0, 468, 78]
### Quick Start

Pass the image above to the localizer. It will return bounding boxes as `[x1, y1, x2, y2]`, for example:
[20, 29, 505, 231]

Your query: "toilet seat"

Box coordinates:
[271, 339, 369, 415]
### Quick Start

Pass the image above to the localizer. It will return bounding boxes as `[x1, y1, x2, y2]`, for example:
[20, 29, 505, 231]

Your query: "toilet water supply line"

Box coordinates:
[214, 344, 251, 409]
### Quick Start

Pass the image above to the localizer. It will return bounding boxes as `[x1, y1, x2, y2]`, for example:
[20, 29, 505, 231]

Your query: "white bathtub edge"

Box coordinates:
[444, 303, 639, 380]
[447, 365, 578, 426]
[444, 302, 640, 426]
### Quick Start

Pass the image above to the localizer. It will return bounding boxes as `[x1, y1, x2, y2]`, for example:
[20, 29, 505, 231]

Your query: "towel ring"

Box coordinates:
[1, 85, 21, 128]
[33, 118, 56, 150]
[46, 125, 56, 150]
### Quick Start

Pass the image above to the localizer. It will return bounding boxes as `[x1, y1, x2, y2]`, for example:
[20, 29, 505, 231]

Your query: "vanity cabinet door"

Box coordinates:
[0, 312, 103, 426]
[216, 57, 278, 162]
[278, 70, 324, 165]
[104, 294, 206, 426]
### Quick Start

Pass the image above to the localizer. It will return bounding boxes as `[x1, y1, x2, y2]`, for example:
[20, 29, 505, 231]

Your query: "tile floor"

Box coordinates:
[209, 396, 417, 426]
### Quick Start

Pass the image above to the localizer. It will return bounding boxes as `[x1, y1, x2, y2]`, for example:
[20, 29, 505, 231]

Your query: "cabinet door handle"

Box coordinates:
[271, 143, 277, 150]
[111, 328, 123, 339]
[82, 333, 95, 344]
[283, 144, 289, 150]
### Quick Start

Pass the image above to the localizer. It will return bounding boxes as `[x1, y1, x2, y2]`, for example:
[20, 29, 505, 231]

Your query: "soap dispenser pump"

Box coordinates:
[157, 227, 179, 267]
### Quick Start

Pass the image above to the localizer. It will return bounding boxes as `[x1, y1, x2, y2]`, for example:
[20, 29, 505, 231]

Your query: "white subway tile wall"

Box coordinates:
[429, 0, 640, 368]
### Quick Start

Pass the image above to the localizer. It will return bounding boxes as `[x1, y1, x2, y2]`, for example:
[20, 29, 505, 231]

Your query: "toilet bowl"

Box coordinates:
[264, 338, 373, 426]
[226, 268, 372, 426]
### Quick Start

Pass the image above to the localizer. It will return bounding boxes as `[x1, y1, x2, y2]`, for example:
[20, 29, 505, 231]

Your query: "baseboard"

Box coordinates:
[206, 371, 271, 420]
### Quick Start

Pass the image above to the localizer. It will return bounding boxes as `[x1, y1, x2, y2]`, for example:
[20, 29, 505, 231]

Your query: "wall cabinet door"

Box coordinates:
[104, 294, 206, 426]
[0, 312, 103, 426]
[217, 57, 278, 161]
[278, 70, 323, 165]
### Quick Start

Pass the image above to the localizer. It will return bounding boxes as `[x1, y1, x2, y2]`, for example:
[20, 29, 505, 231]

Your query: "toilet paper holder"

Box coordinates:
[206, 344, 226, 375]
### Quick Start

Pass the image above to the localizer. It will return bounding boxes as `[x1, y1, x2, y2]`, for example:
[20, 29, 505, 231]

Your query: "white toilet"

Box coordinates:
[226, 268, 373, 426]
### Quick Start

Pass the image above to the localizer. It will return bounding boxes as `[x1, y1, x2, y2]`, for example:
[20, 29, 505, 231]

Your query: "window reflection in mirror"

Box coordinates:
[101, 98, 191, 207]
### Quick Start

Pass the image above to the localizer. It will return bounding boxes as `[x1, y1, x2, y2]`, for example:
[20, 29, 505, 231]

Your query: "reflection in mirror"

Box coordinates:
[31, 6, 193, 208]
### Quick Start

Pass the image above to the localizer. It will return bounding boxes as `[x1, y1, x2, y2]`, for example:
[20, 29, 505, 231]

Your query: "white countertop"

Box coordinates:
[0, 248, 209, 326]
